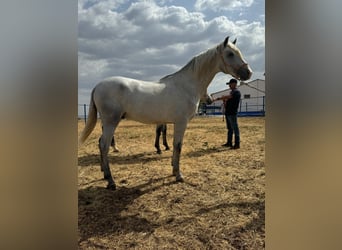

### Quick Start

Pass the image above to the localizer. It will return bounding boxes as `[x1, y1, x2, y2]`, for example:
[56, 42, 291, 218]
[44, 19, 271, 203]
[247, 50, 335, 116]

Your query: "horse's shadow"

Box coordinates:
[78, 146, 227, 168]
[78, 151, 170, 167]
[185, 146, 229, 158]
[193, 199, 265, 248]
[195, 199, 265, 231]
[78, 176, 177, 242]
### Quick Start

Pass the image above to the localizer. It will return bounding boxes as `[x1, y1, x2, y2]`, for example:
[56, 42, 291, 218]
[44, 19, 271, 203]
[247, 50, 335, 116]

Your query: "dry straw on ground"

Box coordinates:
[78, 116, 265, 249]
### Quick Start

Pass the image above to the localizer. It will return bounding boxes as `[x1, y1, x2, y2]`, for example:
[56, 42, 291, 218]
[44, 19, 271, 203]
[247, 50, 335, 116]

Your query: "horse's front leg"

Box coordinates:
[155, 124, 162, 154]
[110, 136, 119, 152]
[172, 121, 187, 182]
[162, 124, 170, 150]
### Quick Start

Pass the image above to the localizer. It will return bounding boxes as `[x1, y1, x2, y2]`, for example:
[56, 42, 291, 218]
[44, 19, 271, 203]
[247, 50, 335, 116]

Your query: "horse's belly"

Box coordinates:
[124, 99, 197, 124]
[124, 110, 174, 124]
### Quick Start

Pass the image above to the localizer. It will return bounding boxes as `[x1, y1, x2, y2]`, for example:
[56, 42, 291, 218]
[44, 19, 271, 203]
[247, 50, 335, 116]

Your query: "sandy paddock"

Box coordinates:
[78, 116, 265, 249]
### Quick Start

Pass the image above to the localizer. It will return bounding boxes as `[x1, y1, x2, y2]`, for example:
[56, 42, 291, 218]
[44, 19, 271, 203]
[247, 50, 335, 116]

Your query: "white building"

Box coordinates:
[204, 79, 265, 116]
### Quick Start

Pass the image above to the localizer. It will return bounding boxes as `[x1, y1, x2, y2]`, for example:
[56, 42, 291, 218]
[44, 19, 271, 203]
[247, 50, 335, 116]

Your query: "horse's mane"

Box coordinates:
[159, 45, 219, 83]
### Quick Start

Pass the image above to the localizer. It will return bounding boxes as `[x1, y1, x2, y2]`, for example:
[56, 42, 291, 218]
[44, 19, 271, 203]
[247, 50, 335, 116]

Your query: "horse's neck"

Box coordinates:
[193, 50, 220, 91]
[177, 48, 220, 96]
[160, 47, 220, 97]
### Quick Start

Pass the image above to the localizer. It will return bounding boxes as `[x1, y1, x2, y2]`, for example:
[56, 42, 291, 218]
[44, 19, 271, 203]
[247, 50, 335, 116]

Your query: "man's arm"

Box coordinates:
[212, 94, 232, 102]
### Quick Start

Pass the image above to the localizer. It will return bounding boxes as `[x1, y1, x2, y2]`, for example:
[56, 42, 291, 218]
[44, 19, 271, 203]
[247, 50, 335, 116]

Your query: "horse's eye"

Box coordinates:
[228, 52, 234, 57]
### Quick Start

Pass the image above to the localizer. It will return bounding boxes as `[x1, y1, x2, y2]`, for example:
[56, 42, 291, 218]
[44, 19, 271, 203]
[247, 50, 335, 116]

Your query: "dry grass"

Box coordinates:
[78, 116, 265, 249]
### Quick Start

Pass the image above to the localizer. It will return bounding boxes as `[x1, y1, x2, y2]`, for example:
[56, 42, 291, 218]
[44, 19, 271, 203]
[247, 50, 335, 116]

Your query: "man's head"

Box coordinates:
[227, 78, 238, 89]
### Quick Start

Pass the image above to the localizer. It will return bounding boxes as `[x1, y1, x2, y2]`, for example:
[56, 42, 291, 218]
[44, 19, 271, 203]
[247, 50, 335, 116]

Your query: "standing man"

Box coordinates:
[213, 78, 241, 149]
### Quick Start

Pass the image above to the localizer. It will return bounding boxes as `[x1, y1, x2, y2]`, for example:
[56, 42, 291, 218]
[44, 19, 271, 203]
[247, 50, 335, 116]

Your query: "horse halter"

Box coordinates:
[220, 52, 248, 79]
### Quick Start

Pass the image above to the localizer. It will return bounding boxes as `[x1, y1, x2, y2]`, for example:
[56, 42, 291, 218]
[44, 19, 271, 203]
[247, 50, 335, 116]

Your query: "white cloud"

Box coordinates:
[78, 0, 264, 103]
[194, 0, 254, 12]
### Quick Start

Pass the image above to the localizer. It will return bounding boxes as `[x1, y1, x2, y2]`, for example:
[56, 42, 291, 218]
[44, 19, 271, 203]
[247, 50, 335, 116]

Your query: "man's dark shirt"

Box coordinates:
[225, 89, 241, 115]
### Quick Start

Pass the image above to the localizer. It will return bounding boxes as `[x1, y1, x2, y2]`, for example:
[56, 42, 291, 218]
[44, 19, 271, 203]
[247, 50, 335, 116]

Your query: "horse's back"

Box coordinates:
[95, 76, 164, 96]
[94, 76, 138, 96]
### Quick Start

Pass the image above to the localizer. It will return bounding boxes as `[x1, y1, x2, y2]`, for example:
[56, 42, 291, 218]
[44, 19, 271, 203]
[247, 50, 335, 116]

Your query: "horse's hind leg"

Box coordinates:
[100, 126, 119, 153]
[171, 121, 187, 182]
[162, 124, 170, 150]
[99, 120, 119, 189]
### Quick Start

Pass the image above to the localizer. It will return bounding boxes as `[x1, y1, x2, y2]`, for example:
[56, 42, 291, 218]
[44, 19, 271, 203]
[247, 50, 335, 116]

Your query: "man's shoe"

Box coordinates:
[230, 144, 240, 149]
[222, 143, 233, 147]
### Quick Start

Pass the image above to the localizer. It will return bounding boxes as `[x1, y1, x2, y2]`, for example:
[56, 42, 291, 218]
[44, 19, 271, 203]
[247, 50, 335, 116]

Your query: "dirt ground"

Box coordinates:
[78, 116, 265, 249]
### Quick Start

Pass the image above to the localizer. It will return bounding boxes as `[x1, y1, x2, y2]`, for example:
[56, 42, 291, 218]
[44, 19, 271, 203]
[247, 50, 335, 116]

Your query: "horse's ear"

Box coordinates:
[223, 36, 229, 47]
[233, 38, 237, 44]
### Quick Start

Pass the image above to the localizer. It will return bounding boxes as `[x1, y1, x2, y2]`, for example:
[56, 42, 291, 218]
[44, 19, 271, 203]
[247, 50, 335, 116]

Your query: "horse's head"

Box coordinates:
[217, 36, 252, 81]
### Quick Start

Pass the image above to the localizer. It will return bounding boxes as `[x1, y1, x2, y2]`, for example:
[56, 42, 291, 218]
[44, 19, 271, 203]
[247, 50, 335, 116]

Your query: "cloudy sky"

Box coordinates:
[78, 0, 265, 108]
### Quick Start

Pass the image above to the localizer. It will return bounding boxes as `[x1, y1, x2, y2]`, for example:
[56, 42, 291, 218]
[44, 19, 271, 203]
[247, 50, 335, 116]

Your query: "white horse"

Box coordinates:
[79, 36, 252, 189]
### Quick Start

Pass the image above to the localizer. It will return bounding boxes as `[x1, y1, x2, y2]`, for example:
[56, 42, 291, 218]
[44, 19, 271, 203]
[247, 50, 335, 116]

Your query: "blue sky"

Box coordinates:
[78, 0, 265, 108]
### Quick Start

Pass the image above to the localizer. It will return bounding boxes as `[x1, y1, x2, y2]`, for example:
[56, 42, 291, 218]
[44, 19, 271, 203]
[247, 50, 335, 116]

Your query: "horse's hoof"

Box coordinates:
[165, 147, 170, 151]
[106, 183, 116, 190]
[176, 174, 184, 182]
[156, 150, 162, 154]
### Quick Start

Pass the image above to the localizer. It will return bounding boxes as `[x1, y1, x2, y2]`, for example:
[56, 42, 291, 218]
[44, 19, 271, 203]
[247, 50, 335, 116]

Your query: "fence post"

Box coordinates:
[262, 96, 265, 112]
[83, 104, 87, 124]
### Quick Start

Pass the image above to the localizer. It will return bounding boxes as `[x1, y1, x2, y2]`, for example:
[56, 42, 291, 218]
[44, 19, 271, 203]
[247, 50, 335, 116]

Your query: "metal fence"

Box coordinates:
[198, 96, 265, 117]
[78, 104, 89, 124]
[78, 96, 265, 122]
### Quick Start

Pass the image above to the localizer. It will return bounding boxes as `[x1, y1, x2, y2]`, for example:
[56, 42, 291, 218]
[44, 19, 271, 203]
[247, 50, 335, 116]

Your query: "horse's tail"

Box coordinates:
[79, 88, 98, 146]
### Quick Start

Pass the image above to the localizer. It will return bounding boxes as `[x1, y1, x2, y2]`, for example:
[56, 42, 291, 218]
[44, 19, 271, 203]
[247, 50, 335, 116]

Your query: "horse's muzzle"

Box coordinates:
[238, 66, 252, 81]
